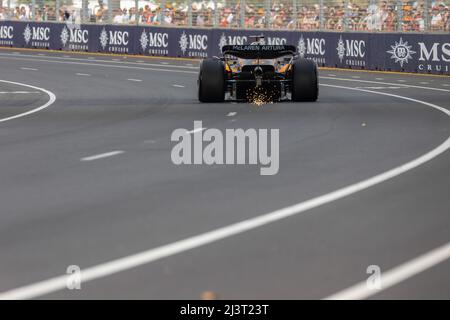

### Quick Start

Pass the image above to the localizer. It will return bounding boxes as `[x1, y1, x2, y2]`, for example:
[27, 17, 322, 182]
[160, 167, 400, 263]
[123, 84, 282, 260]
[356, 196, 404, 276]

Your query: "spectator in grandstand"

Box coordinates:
[384, 6, 397, 31]
[19, 6, 28, 20]
[0, 7, 6, 20]
[113, 8, 123, 24]
[430, 5, 444, 30]
[445, 6, 450, 31]
[163, 8, 173, 25]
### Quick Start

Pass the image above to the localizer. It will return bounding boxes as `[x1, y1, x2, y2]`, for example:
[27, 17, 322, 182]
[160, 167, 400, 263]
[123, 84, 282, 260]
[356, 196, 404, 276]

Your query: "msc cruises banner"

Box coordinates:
[0, 21, 448, 75]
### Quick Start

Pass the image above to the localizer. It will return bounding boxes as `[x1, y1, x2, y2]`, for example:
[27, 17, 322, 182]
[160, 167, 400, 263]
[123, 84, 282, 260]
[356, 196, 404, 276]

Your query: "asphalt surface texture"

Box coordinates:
[0, 48, 449, 300]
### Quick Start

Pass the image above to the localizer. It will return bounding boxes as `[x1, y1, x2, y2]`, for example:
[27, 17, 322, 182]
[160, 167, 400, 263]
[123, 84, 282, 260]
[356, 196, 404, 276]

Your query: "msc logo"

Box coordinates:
[218, 33, 247, 50]
[0, 26, 13, 39]
[298, 35, 325, 57]
[60, 26, 88, 46]
[260, 37, 286, 45]
[179, 31, 208, 54]
[140, 30, 168, 51]
[109, 31, 128, 46]
[24, 24, 50, 44]
[387, 38, 416, 67]
[99, 28, 129, 49]
[336, 35, 365, 62]
[418, 42, 450, 62]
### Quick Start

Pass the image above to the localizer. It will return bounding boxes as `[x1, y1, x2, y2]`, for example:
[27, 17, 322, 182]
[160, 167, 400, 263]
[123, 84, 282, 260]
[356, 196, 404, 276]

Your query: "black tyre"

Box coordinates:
[291, 58, 318, 102]
[198, 58, 225, 102]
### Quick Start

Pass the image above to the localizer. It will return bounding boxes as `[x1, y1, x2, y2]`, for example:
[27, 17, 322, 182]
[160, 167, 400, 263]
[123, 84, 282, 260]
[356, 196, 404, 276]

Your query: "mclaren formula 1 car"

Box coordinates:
[198, 40, 318, 103]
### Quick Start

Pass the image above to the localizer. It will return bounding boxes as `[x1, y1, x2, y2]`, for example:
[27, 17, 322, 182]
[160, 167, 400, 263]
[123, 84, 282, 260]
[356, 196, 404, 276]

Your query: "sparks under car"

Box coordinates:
[197, 39, 318, 103]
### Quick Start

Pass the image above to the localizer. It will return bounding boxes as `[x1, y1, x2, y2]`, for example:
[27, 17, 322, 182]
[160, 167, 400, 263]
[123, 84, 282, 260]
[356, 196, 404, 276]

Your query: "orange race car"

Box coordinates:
[198, 36, 318, 103]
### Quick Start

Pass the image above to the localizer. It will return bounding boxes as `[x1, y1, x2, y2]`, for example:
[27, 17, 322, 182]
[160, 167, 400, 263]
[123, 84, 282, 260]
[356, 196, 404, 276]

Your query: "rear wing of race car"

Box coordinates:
[221, 45, 297, 59]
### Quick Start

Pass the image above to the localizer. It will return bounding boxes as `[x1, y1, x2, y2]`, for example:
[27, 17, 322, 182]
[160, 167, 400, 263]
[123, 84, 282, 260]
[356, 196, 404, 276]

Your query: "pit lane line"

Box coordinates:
[0, 83, 448, 300]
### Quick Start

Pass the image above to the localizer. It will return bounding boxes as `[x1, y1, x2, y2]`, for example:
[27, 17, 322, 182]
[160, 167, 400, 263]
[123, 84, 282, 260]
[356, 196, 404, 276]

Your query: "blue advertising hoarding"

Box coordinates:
[0, 21, 448, 75]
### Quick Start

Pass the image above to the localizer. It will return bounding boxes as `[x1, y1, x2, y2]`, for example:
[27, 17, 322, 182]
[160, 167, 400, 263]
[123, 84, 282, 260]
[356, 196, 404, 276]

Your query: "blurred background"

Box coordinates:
[0, 0, 448, 32]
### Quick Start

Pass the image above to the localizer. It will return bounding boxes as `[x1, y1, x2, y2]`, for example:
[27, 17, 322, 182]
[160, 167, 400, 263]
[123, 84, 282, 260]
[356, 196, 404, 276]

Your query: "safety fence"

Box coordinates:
[0, 21, 449, 74]
[1, 1, 449, 32]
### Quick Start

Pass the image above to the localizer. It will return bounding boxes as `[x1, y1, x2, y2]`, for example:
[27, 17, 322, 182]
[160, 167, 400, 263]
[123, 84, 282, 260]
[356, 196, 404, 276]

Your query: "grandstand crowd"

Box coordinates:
[0, 1, 449, 31]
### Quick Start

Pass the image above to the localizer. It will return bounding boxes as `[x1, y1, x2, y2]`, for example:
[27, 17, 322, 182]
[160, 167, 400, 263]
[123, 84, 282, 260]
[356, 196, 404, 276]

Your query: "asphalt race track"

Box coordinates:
[0, 48, 449, 300]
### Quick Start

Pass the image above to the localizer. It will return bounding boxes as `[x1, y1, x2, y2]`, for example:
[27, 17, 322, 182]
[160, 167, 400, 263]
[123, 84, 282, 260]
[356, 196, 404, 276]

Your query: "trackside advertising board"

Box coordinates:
[0, 21, 448, 75]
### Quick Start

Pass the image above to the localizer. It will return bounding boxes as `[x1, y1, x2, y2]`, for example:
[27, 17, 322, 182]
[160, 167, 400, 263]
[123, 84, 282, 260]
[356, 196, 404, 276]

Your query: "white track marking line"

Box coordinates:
[37, 53, 46, 56]
[0, 53, 198, 70]
[227, 112, 237, 117]
[127, 79, 142, 82]
[173, 84, 185, 88]
[186, 127, 206, 134]
[0, 84, 449, 300]
[0, 91, 41, 94]
[351, 76, 360, 79]
[355, 86, 404, 90]
[320, 76, 450, 93]
[419, 82, 429, 85]
[80, 151, 124, 162]
[397, 79, 406, 82]
[375, 78, 384, 81]
[0, 80, 56, 123]
[20, 67, 38, 71]
[76, 73, 91, 76]
[325, 241, 450, 300]
[443, 84, 450, 87]
[160, 62, 169, 65]
[321, 83, 450, 115]
[0, 56, 198, 74]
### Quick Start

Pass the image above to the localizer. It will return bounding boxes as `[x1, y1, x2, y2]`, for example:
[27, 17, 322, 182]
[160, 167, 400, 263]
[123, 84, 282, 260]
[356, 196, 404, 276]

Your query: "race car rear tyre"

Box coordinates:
[198, 58, 225, 102]
[291, 59, 318, 102]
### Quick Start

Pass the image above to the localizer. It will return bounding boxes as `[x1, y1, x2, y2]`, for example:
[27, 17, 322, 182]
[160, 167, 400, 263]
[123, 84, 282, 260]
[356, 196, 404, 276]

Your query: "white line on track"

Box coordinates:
[397, 79, 406, 82]
[0, 83, 449, 300]
[420, 82, 429, 85]
[443, 84, 450, 87]
[20, 67, 38, 71]
[160, 62, 170, 65]
[355, 86, 404, 90]
[0, 91, 41, 94]
[351, 76, 360, 79]
[320, 76, 450, 93]
[127, 79, 142, 82]
[76, 73, 91, 76]
[0, 80, 56, 123]
[325, 241, 450, 300]
[375, 78, 384, 81]
[0, 55, 198, 74]
[173, 84, 185, 88]
[80, 151, 124, 162]
[227, 112, 237, 117]
[0, 53, 198, 70]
